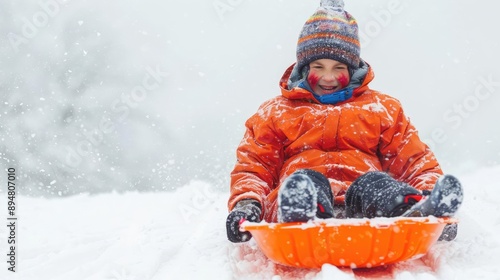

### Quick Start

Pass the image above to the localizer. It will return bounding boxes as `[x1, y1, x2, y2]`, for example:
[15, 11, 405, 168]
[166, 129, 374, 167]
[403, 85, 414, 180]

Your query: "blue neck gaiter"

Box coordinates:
[299, 80, 353, 105]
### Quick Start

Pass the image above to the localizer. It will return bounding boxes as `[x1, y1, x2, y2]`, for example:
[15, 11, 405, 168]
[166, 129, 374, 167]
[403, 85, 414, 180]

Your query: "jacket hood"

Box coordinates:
[280, 59, 374, 103]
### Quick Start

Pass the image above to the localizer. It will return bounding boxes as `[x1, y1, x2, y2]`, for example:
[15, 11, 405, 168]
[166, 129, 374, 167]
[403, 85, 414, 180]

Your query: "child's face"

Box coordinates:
[307, 59, 350, 96]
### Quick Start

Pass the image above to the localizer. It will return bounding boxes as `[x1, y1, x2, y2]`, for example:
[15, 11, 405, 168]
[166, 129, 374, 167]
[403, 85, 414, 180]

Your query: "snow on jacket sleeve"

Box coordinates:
[377, 96, 443, 191]
[228, 100, 285, 213]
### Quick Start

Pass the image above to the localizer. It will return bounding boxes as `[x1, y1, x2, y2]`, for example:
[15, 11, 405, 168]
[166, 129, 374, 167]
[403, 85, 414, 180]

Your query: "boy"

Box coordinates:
[226, 0, 462, 243]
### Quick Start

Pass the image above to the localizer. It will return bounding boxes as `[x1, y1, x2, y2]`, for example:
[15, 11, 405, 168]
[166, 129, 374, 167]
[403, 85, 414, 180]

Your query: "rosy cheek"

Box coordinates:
[307, 73, 320, 90]
[337, 74, 349, 88]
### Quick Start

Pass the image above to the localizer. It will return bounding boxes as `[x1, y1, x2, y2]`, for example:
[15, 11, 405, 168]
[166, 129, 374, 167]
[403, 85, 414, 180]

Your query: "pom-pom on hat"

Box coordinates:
[295, 0, 360, 73]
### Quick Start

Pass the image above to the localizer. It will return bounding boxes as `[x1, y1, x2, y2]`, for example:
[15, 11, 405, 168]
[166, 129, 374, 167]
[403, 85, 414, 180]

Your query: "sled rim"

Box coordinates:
[241, 217, 456, 269]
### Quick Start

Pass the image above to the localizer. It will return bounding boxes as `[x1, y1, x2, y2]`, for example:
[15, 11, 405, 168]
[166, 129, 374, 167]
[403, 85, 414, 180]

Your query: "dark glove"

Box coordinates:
[438, 223, 458, 241]
[226, 199, 262, 243]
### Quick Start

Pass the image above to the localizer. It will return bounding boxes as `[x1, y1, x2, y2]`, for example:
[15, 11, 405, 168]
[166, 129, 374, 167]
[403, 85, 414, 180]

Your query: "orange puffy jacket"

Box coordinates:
[229, 62, 442, 222]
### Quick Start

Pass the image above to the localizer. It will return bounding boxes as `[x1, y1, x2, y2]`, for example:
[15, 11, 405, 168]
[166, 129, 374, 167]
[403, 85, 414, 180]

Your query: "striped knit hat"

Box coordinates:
[296, 0, 360, 73]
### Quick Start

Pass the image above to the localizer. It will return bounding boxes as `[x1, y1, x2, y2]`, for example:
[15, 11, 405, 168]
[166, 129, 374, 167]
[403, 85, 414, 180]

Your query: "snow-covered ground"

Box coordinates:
[0, 165, 499, 280]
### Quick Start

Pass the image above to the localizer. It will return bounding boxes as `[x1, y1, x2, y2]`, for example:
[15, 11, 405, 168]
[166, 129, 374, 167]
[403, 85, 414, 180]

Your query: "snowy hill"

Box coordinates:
[1, 166, 499, 280]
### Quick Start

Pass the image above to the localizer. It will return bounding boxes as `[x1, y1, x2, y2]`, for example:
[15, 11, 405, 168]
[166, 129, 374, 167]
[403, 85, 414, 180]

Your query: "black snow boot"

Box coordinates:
[402, 174, 463, 242]
[278, 169, 334, 223]
[345, 171, 424, 218]
[296, 169, 335, 219]
[402, 174, 463, 218]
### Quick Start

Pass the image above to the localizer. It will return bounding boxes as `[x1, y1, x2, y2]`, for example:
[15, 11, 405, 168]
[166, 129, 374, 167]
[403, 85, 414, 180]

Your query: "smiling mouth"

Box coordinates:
[319, 85, 338, 92]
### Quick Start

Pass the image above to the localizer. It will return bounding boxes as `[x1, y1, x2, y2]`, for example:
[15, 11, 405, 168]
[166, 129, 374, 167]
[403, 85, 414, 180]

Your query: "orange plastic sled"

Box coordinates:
[241, 217, 456, 269]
